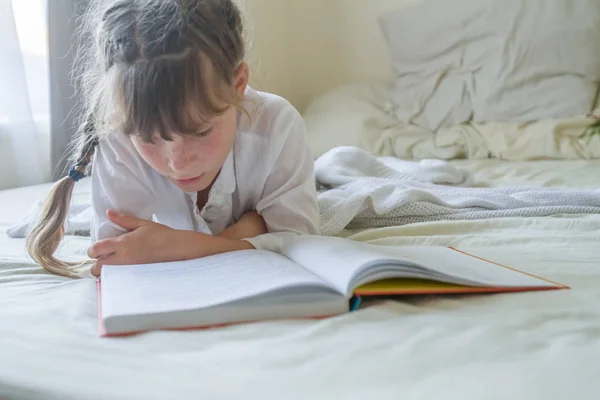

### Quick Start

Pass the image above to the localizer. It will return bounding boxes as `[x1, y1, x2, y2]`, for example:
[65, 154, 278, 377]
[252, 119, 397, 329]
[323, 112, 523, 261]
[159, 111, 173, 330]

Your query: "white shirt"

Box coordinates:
[90, 87, 320, 253]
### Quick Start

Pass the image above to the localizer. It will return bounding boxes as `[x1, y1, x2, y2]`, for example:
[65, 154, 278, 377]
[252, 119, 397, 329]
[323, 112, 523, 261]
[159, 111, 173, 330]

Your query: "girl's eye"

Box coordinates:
[196, 127, 213, 137]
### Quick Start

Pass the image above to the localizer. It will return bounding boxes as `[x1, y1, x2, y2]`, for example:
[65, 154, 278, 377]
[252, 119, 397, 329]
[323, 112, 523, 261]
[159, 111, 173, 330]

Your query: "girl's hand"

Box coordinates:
[88, 209, 255, 277]
[88, 210, 184, 276]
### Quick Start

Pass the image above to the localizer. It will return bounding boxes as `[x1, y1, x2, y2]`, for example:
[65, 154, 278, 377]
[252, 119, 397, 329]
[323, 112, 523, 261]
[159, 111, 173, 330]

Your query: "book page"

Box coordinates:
[283, 236, 404, 294]
[369, 246, 558, 288]
[283, 236, 558, 294]
[100, 250, 336, 319]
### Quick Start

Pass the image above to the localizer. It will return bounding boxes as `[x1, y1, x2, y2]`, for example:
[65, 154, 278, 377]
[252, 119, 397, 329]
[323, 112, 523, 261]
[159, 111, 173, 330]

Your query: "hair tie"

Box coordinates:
[68, 161, 87, 182]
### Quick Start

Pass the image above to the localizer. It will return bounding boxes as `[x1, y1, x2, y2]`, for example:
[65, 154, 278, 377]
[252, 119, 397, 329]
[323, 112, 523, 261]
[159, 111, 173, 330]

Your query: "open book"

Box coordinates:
[98, 235, 568, 336]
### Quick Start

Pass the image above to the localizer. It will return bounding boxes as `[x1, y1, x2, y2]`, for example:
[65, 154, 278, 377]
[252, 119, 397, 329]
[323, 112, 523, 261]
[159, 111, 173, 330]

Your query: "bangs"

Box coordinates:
[109, 50, 237, 142]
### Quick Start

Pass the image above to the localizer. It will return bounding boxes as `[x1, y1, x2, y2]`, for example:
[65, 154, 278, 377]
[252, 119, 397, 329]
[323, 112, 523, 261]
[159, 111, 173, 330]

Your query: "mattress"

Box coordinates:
[1, 159, 599, 400]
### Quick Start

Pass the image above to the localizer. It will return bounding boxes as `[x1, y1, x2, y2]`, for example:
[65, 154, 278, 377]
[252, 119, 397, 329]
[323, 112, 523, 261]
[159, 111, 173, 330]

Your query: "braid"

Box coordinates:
[68, 116, 99, 182]
[26, 113, 98, 278]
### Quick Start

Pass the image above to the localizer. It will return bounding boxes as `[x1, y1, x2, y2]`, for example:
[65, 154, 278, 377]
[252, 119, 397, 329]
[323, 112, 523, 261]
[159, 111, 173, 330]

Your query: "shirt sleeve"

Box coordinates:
[243, 105, 320, 252]
[90, 133, 156, 242]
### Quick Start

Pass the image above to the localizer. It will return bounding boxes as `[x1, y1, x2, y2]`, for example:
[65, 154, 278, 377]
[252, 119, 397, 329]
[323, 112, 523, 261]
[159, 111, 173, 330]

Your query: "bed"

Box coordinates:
[3, 0, 600, 398]
[2, 127, 600, 400]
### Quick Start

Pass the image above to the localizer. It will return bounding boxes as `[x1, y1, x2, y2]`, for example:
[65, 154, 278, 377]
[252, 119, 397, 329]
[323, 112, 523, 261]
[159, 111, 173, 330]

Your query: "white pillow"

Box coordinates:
[379, 0, 600, 131]
[302, 82, 399, 158]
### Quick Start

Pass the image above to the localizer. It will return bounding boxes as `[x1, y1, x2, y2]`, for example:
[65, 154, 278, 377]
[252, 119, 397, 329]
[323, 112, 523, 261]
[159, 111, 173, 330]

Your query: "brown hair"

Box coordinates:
[26, 0, 247, 277]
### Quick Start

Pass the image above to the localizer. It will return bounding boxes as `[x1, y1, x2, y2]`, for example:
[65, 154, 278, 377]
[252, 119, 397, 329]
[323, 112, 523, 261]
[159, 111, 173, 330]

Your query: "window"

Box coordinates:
[11, 0, 50, 123]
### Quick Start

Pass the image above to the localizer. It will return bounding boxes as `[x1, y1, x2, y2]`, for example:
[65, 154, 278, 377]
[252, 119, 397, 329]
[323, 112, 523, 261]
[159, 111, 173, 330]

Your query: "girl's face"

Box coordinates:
[130, 63, 248, 193]
[130, 106, 238, 192]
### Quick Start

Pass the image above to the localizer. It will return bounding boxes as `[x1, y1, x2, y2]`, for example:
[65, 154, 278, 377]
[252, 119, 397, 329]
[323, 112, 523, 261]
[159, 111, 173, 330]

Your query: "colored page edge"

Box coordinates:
[449, 247, 570, 289]
[353, 247, 570, 296]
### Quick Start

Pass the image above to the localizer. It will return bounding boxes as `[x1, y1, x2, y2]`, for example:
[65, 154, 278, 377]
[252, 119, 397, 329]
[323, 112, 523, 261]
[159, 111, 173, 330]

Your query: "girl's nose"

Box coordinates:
[166, 136, 196, 173]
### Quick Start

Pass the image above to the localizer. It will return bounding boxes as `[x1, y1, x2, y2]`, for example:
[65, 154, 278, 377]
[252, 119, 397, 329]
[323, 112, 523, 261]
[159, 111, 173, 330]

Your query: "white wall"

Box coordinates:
[241, 0, 419, 111]
[240, 0, 292, 103]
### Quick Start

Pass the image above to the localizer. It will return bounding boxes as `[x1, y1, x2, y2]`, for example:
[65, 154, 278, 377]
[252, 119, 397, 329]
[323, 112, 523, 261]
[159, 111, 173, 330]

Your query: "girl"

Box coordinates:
[26, 0, 320, 278]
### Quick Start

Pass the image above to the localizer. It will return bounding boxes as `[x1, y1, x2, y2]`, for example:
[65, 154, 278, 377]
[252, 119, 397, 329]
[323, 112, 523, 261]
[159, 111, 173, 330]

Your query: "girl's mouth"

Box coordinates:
[174, 174, 204, 186]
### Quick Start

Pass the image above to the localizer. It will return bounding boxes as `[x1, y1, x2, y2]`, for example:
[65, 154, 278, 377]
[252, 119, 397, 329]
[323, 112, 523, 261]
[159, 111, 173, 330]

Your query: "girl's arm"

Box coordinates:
[89, 137, 267, 276]
[88, 210, 257, 277]
[240, 103, 320, 252]
[91, 133, 156, 243]
[217, 211, 267, 240]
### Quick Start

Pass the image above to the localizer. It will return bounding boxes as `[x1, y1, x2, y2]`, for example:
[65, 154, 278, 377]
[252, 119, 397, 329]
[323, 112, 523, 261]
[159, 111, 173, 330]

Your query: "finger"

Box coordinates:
[91, 254, 118, 277]
[106, 209, 150, 231]
[87, 238, 119, 259]
[92, 251, 132, 276]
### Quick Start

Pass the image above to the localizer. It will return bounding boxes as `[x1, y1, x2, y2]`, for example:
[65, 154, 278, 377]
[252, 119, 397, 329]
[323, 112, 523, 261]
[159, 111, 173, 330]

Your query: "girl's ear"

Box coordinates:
[234, 62, 249, 97]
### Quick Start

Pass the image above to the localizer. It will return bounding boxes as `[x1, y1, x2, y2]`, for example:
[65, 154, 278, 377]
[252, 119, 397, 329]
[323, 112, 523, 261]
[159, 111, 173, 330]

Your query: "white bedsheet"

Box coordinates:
[1, 160, 600, 400]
